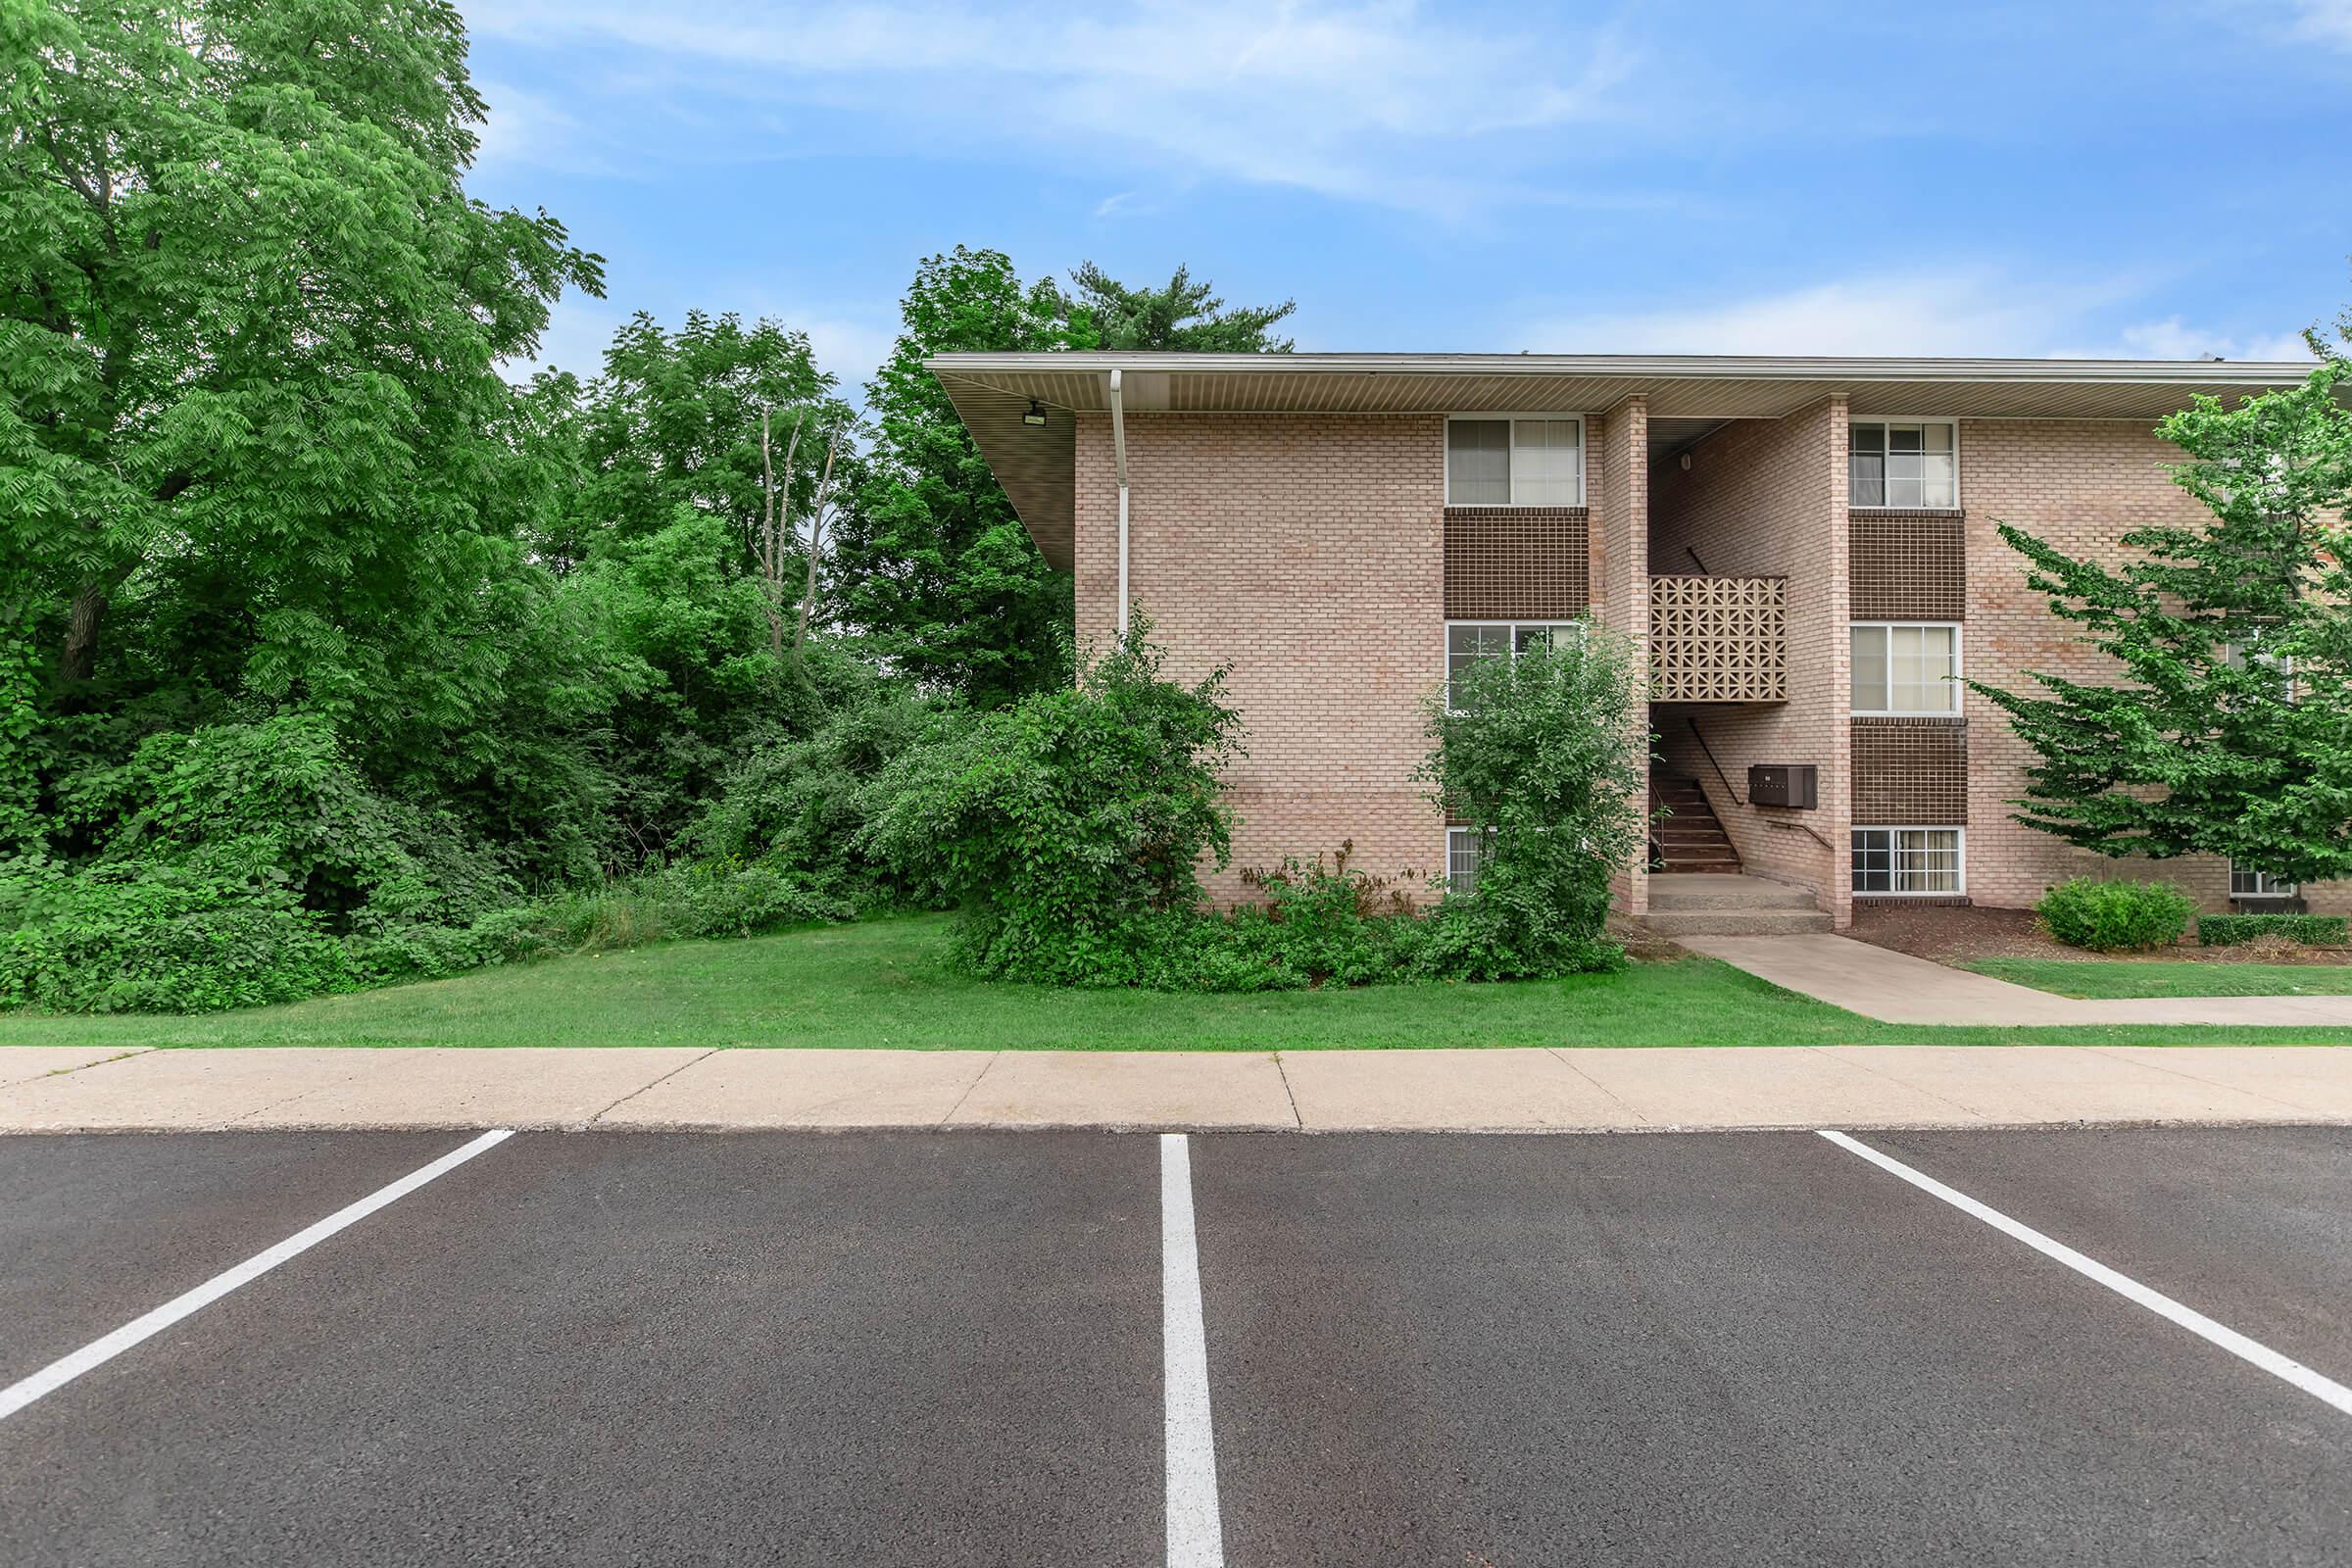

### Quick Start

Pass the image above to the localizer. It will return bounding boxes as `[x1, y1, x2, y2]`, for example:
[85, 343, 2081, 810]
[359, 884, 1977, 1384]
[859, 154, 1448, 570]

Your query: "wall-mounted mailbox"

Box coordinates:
[1748, 764, 1818, 809]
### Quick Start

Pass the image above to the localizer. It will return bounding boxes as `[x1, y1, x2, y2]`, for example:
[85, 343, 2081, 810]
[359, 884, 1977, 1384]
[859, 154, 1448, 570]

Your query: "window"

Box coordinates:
[1851, 827, 1964, 894]
[1851, 623, 1961, 714]
[2223, 641, 2296, 703]
[1850, 420, 1957, 509]
[1447, 620, 1579, 707]
[1446, 826, 1493, 893]
[2230, 862, 2298, 900]
[1446, 416, 1585, 507]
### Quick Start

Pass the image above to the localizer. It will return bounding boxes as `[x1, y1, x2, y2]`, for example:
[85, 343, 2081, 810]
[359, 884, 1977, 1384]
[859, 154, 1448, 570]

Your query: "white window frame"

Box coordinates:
[1445, 825, 1494, 894]
[1850, 621, 1964, 716]
[2230, 861, 2298, 901]
[1850, 825, 1966, 897]
[1446, 618, 1582, 710]
[1848, 416, 1961, 511]
[1445, 414, 1588, 509]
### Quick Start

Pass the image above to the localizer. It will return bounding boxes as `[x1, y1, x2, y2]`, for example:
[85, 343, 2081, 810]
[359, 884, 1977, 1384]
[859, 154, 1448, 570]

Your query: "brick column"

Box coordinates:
[1594, 395, 1651, 917]
[1823, 394, 1854, 930]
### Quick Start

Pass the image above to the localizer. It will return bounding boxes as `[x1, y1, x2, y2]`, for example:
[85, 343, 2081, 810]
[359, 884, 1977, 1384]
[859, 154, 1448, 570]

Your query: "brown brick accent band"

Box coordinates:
[1850, 509, 1965, 620]
[1444, 506, 1591, 617]
[1851, 716, 1968, 823]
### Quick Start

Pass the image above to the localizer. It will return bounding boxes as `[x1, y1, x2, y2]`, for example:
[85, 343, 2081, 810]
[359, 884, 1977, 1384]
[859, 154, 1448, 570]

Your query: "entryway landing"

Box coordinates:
[1642, 874, 1834, 938]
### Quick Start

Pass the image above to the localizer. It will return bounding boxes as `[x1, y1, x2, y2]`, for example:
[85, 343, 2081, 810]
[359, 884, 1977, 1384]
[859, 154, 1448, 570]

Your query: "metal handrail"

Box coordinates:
[1686, 717, 1742, 806]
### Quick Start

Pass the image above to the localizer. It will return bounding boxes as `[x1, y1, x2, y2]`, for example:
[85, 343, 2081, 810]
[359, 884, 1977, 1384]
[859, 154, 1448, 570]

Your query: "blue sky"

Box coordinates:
[461, 0, 2352, 391]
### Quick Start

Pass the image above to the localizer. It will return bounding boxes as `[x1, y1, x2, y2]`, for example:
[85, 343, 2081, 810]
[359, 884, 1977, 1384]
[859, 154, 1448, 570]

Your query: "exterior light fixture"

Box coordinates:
[1022, 399, 1048, 427]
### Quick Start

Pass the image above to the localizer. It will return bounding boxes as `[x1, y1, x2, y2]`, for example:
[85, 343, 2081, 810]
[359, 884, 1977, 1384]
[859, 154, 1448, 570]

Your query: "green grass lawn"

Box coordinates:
[8, 914, 2352, 1050]
[1964, 956, 2352, 1001]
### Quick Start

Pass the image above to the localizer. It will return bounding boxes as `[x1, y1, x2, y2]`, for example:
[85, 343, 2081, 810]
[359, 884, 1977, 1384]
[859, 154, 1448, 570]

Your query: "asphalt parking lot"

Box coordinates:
[1, 1126, 2346, 1566]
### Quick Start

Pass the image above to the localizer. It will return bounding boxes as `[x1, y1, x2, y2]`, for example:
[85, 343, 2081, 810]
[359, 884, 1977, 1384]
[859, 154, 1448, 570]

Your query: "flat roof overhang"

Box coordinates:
[925, 351, 2327, 571]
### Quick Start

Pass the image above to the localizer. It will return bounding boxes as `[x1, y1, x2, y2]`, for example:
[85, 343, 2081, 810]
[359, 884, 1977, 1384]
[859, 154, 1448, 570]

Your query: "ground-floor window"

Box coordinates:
[2230, 861, 2298, 900]
[1446, 825, 1493, 893]
[1851, 826, 1963, 894]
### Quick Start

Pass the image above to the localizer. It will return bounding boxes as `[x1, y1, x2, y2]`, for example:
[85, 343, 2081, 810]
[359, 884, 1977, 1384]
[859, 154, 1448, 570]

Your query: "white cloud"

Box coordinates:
[1534, 270, 2321, 362]
[2279, 0, 2352, 47]
[2108, 317, 2317, 364]
[460, 1, 1644, 215]
[470, 78, 610, 176]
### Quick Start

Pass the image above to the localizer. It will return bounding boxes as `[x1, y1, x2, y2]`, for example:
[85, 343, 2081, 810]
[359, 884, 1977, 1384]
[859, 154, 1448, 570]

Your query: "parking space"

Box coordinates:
[0, 1125, 2346, 1566]
[0, 1131, 483, 1386]
[0, 1133, 1165, 1567]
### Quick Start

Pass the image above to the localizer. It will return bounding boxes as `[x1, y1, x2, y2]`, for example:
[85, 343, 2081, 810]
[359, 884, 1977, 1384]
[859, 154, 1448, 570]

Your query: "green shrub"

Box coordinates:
[2035, 878, 2196, 952]
[2195, 912, 2350, 948]
[1413, 626, 1647, 980]
[0, 859, 361, 1013]
[862, 620, 1244, 986]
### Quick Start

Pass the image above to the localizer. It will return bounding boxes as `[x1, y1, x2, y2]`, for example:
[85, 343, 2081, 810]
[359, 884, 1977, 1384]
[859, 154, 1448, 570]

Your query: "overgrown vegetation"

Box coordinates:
[2034, 878, 2195, 953]
[861, 622, 1647, 993]
[0, 3, 1298, 1013]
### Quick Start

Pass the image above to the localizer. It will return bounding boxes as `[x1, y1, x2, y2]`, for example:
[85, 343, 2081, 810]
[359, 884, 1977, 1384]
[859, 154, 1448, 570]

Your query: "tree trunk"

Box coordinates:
[60, 585, 107, 682]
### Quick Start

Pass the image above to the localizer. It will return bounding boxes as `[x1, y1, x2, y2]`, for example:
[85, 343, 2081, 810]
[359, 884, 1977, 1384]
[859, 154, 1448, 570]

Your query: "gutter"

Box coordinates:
[1108, 367, 1130, 637]
[927, 350, 2322, 386]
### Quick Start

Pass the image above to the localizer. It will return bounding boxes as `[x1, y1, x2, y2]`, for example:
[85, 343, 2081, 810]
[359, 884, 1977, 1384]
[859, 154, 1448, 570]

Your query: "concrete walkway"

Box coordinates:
[2, 1043, 2348, 1133]
[1679, 933, 2352, 1026]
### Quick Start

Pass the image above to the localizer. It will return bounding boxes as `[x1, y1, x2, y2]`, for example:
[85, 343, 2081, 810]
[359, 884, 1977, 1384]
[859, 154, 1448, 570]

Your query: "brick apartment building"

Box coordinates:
[928, 352, 2331, 934]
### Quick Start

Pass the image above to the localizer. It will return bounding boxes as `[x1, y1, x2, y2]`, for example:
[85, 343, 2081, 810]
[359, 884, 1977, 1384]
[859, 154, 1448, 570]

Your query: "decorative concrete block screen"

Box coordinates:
[1648, 575, 1788, 702]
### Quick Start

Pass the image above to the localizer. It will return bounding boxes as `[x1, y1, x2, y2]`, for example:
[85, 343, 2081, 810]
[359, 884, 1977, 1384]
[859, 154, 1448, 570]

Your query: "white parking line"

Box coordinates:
[1819, 1128, 2352, 1418]
[0, 1129, 514, 1423]
[1160, 1133, 1226, 1568]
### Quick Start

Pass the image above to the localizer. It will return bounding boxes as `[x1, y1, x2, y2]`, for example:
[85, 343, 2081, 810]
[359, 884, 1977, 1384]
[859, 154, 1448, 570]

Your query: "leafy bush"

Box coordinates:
[863, 620, 1244, 985]
[683, 681, 937, 907]
[1168, 846, 1422, 991]
[2035, 878, 2196, 952]
[1413, 627, 1646, 980]
[2195, 912, 2350, 948]
[0, 859, 361, 1013]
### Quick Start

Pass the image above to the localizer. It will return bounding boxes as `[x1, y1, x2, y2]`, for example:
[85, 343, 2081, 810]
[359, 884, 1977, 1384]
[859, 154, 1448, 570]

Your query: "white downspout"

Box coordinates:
[1108, 368, 1130, 636]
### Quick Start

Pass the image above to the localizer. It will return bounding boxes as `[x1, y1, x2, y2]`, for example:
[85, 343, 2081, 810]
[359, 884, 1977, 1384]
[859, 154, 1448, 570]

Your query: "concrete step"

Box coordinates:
[1646, 875, 1821, 912]
[1658, 856, 1741, 871]
[1639, 908, 1837, 937]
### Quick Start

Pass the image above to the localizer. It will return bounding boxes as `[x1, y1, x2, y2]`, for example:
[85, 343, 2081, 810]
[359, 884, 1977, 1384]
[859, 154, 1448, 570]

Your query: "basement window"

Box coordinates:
[1446, 826, 1494, 894]
[1850, 420, 1957, 509]
[1851, 622, 1961, 714]
[1851, 827, 1964, 894]
[2230, 862, 2298, 901]
[1446, 416, 1585, 507]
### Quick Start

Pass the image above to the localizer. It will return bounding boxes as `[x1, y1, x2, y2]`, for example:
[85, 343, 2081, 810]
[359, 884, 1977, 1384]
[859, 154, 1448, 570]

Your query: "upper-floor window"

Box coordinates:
[1446, 416, 1585, 507]
[1446, 620, 1578, 708]
[1850, 419, 1957, 509]
[1852, 622, 1961, 714]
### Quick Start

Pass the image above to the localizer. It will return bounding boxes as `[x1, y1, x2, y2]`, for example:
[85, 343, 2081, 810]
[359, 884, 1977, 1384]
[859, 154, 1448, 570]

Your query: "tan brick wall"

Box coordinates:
[1850, 510, 1967, 619]
[1649, 400, 1852, 924]
[1962, 417, 2351, 913]
[1443, 508, 1591, 617]
[1851, 718, 1968, 823]
[1073, 412, 1448, 904]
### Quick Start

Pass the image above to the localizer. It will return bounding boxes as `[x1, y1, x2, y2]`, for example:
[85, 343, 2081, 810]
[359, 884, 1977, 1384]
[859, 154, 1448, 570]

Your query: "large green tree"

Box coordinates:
[832, 248, 1295, 708]
[544, 310, 852, 576]
[0, 0, 601, 746]
[1973, 365, 2352, 884]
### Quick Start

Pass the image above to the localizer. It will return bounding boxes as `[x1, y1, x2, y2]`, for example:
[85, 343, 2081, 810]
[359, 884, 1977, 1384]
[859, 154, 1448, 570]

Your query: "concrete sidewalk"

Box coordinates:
[1680, 933, 2352, 1026]
[3, 1043, 2348, 1133]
